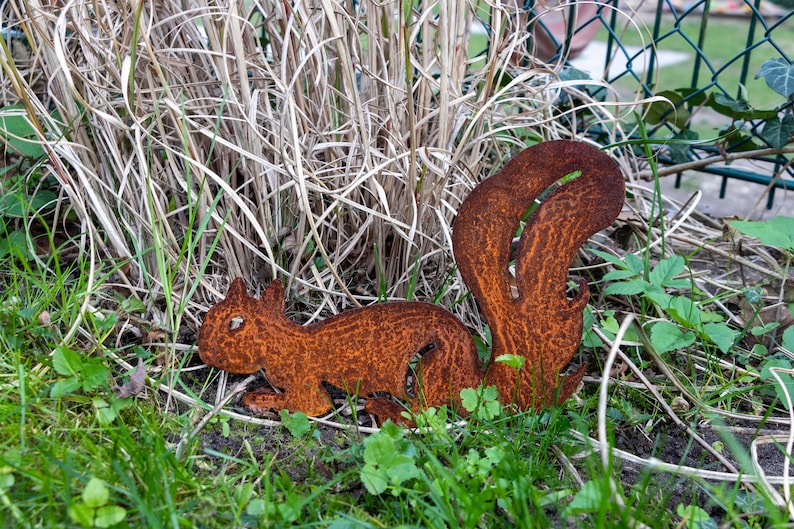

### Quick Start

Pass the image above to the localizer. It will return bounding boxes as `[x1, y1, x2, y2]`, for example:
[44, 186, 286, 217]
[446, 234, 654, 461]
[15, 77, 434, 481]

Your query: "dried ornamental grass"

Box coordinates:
[0, 0, 647, 324]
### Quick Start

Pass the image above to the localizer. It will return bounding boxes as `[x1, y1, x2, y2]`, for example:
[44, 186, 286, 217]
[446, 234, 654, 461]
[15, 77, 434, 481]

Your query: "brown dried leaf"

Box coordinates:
[113, 358, 147, 398]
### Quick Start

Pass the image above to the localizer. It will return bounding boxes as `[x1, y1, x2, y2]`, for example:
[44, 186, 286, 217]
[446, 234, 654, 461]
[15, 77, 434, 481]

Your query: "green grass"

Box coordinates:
[2, 175, 793, 528]
[0, 288, 682, 529]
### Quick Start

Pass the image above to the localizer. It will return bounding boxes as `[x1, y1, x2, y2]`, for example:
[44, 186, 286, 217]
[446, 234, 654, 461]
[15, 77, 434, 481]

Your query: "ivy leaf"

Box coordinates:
[649, 255, 686, 288]
[0, 105, 46, 159]
[712, 93, 750, 113]
[717, 124, 765, 152]
[704, 93, 777, 121]
[650, 321, 696, 353]
[702, 323, 737, 354]
[761, 115, 794, 149]
[744, 286, 765, 304]
[0, 230, 30, 260]
[755, 58, 794, 99]
[645, 90, 691, 128]
[727, 216, 794, 251]
[558, 66, 593, 82]
[734, 490, 764, 513]
[668, 129, 699, 164]
[1, 190, 58, 217]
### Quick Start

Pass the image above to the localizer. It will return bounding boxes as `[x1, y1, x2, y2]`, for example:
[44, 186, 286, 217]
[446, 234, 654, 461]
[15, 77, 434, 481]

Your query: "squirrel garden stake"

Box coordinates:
[198, 140, 625, 424]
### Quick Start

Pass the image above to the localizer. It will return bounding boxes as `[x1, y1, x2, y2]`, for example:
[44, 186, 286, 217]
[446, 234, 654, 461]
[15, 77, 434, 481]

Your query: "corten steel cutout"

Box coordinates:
[198, 140, 625, 423]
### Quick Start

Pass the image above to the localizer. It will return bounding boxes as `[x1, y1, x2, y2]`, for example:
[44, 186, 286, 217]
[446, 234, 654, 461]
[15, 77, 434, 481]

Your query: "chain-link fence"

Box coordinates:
[527, 0, 793, 207]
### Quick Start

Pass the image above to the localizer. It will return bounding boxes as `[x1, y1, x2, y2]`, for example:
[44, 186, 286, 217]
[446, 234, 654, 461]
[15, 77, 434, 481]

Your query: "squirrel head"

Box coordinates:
[197, 278, 288, 373]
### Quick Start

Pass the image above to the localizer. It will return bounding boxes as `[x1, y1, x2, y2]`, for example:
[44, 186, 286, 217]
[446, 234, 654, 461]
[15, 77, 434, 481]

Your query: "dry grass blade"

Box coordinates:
[572, 430, 794, 486]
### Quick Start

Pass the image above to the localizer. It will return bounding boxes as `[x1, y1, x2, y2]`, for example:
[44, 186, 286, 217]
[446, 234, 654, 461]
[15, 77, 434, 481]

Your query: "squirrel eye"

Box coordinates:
[228, 316, 244, 331]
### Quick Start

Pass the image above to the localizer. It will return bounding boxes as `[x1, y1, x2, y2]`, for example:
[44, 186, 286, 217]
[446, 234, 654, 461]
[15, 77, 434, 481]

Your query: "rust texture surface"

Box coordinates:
[198, 140, 625, 423]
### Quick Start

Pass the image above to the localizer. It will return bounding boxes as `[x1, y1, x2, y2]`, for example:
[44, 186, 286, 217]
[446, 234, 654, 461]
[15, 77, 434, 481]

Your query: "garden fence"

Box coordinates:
[526, 0, 794, 208]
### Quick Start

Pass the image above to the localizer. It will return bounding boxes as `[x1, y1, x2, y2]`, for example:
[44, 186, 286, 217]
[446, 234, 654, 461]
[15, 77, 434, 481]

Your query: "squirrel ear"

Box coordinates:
[226, 278, 248, 299]
[260, 279, 286, 312]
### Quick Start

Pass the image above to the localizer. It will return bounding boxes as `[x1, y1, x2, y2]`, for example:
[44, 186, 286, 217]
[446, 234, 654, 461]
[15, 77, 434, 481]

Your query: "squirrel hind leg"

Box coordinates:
[364, 397, 413, 426]
[553, 363, 587, 405]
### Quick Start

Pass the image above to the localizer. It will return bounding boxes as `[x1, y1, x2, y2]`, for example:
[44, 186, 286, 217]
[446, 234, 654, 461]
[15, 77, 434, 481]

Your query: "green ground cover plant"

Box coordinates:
[2, 0, 794, 527]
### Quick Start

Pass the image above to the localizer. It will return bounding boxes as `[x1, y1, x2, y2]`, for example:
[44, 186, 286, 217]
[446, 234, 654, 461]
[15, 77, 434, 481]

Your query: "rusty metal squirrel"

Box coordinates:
[198, 140, 625, 423]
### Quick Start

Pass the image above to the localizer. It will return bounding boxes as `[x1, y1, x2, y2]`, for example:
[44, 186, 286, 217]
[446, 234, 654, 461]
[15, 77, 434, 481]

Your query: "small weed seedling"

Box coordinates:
[68, 477, 127, 529]
[359, 421, 421, 496]
[594, 251, 738, 354]
[728, 215, 794, 404]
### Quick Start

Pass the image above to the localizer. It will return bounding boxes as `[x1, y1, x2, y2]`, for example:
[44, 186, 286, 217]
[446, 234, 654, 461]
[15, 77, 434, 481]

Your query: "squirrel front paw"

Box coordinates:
[241, 387, 287, 414]
[242, 385, 336, 417]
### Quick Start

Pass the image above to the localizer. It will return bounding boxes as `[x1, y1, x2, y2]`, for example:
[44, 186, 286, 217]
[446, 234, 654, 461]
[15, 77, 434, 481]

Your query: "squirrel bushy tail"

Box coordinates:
[451, 140, 625, 409]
